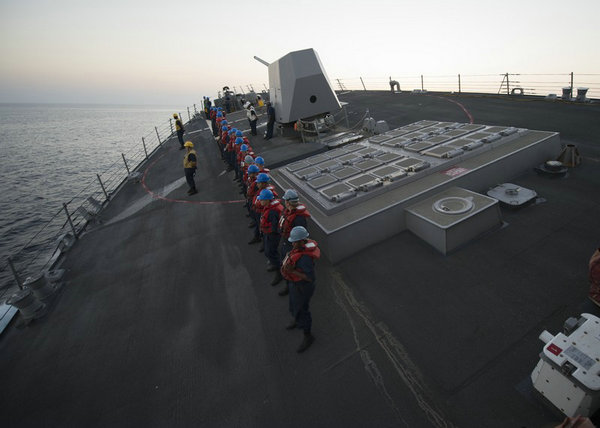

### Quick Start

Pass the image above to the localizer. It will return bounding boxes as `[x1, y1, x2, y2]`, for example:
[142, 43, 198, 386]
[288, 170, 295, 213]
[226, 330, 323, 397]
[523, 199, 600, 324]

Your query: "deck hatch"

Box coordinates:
[331, 166, 361, 180]
[307, 175, 337, 189]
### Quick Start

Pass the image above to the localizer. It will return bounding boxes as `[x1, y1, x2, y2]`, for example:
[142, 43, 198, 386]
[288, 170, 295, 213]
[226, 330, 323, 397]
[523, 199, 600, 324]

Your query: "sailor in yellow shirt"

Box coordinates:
[183, 141, 198, 195]
[174, 113, 185, 149]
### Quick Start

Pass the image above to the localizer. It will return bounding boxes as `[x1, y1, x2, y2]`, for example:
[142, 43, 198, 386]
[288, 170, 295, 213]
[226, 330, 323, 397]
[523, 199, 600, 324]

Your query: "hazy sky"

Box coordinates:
[1, 0, 598, 104]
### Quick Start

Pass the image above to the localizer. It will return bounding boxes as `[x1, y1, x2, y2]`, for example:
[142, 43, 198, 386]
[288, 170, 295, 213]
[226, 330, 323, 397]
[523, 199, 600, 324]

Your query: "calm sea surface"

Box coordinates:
[0, 103, 190, 294]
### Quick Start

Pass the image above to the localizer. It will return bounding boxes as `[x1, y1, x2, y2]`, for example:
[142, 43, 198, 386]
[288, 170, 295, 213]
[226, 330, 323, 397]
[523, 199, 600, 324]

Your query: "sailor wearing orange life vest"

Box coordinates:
[255, 156, 269, 174]
[239, 154, 254, 195]
[258, 189, 283, 280]
[277, 189, 311, 295]
[248, 173, 278, 248]
[281, 226, 320, 353]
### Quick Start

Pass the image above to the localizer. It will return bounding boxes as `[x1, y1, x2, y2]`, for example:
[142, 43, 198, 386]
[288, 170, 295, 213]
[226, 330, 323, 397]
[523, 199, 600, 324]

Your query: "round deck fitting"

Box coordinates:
[432, 196, 474, 215]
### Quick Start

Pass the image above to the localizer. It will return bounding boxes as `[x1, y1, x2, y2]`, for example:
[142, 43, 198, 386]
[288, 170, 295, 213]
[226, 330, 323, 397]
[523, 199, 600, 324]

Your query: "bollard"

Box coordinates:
[24, 274, 56, 300]
[458, 74, 461, 94]
[44, 268, 65, 285]
[7, 288, 46, 321]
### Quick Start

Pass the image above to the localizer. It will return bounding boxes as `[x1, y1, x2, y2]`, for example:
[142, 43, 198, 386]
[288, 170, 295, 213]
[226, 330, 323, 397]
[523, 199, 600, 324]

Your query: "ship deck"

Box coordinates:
[1, 92, 600, 427]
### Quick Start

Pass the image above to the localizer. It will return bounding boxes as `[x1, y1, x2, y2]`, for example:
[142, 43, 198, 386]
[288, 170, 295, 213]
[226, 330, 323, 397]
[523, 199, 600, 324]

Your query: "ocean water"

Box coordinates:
[0, 103, 191, 294]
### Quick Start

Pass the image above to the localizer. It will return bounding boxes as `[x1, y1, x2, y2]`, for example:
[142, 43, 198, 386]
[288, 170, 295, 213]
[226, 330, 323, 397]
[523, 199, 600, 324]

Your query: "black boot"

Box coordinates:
[278, 284, 289, 296]
[297, 333, 315, 353]
[285, 320, 297, 330]
[270, 271, 283, 286]
[247, 236, 261, 245]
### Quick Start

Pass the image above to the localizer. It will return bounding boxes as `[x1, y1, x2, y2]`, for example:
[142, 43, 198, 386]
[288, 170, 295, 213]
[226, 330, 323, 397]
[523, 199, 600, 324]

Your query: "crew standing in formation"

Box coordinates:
[207, 102, 319, 353]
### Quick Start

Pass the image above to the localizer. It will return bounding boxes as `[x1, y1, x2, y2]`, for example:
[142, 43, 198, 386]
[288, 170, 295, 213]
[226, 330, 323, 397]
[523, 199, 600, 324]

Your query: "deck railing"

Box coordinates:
[334, 73, 600, 100]
[0, 109, 203, 301]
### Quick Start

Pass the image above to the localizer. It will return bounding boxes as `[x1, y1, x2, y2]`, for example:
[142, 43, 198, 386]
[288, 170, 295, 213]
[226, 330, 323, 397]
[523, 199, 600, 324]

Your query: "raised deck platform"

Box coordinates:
[273, 120, 560, 261]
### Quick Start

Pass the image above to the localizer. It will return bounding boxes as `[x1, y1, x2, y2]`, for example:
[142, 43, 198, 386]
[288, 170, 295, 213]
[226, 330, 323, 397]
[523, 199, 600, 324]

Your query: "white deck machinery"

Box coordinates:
[531, 313, 600, 417]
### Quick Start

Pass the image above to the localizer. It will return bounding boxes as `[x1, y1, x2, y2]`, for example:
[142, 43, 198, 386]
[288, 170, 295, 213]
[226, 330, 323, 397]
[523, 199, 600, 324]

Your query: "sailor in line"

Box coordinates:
[281, 226, 320, 353]
[257, 189, 283, 280]
[203, 96, 211, 119]
[276, 189, 311, 295]
[210, 102, 318, 354]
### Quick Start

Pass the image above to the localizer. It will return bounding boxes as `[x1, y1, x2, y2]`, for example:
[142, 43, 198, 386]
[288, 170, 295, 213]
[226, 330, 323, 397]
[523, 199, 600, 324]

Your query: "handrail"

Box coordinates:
[0, 108, 203, 300]
[334, 73, 600, 99]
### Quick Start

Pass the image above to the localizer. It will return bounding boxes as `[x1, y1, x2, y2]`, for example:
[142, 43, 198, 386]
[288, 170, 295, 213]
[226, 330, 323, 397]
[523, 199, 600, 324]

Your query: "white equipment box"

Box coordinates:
[531, 313, 600, 417]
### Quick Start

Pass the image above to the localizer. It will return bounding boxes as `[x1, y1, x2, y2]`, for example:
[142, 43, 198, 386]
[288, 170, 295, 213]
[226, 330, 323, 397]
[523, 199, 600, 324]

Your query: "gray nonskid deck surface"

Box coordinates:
[0, 115, 432, 427]
[1, 94, 599, 427]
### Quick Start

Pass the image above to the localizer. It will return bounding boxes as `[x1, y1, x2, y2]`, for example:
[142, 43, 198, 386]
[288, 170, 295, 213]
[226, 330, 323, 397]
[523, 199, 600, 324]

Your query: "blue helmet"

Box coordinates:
[248, 165, 260, 173]
[256, 173, 270, 183]
[231, 128, 237, 133]
[257, 189, 274, 200]
[235, 137, 243, 145]
[222, 125, 228, 131]
[222, 120, 228, 125]
[288, 226, 309, 242]
[240, 144, 248, 151]
[217, 112, 223, 118]
[236, 130, 243, 137]
[244, 155, 254, 163]
[217, 107, 222, 110]
[254, 156, 264, 165]
[282, 189, 299, 202]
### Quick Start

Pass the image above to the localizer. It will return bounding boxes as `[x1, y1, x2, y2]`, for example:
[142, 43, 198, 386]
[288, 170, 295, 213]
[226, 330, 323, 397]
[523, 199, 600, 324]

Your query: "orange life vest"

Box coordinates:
[278, 205, 311, 239]
[260, 200, 283, 234]
[281, 240, 320, 282]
